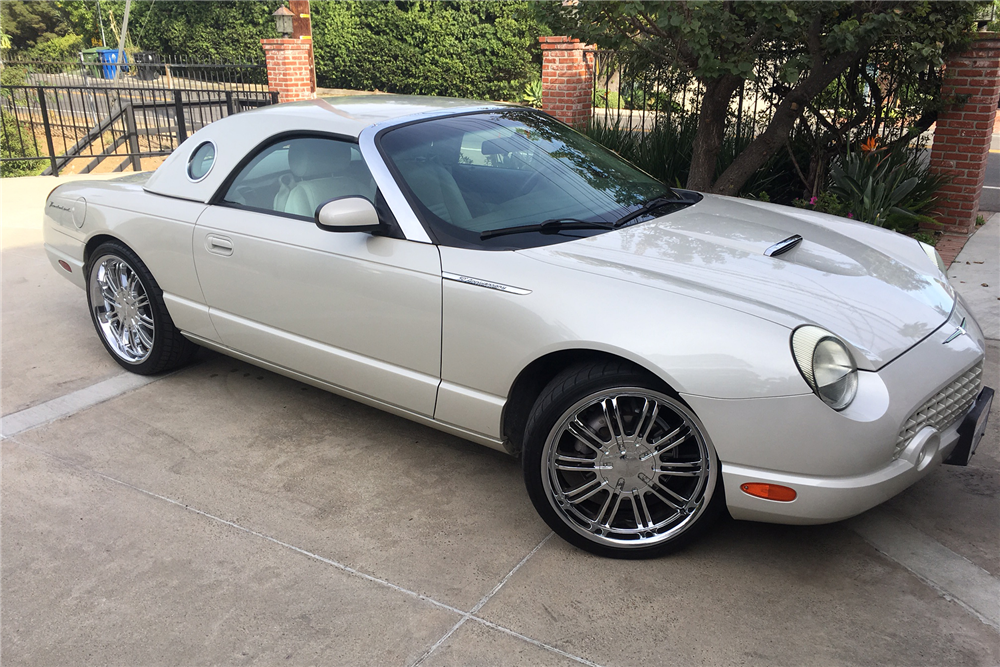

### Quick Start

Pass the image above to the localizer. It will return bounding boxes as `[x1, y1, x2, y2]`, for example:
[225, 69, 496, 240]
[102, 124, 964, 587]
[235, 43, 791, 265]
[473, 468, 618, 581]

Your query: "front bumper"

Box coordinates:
[683, 300, 988, 524]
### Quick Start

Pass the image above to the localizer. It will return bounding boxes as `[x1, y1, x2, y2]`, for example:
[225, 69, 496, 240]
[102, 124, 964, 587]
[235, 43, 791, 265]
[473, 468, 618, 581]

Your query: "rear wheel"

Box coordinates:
[86, 241, 197, 374]
[523, 361, 723, 558]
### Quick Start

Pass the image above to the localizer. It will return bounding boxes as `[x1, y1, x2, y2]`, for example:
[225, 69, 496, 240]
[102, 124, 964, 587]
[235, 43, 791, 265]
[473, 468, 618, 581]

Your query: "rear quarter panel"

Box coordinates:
[44, 180, 215, 339]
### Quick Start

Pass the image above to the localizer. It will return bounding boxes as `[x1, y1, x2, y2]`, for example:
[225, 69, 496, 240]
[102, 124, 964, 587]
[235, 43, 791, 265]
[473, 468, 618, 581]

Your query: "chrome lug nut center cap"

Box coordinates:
[601, 446, 655, 489]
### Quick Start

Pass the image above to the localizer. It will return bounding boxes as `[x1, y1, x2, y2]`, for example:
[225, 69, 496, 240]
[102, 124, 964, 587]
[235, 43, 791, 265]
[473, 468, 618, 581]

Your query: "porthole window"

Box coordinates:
[187, 141, 216, 182]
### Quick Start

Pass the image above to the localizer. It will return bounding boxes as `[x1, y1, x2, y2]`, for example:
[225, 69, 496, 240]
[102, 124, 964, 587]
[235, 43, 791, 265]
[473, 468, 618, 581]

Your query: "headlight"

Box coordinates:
[919, 241, 947, 274]
[791, 326, 858, 411]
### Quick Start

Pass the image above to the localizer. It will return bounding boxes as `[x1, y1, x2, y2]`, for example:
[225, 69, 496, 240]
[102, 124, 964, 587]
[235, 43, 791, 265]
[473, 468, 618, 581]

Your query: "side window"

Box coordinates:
[223, 136, 376, 218]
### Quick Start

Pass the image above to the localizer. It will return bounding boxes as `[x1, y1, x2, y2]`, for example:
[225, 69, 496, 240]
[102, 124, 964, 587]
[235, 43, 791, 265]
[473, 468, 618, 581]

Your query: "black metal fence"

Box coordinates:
[590, 48, 940, 145]
[1, 54, 274, 176]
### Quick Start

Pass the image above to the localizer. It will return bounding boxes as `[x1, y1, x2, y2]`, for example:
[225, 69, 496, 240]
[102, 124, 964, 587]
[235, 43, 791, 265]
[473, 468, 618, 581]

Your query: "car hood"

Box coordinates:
[520, 194, 954, 369]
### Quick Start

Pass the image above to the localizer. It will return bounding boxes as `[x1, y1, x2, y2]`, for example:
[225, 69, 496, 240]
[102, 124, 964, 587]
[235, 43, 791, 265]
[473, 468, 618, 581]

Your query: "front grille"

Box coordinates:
[894, 362, 983, 458]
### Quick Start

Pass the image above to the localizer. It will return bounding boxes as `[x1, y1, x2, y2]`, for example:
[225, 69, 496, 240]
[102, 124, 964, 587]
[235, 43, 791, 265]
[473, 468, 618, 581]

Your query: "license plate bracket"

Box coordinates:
[944, 386, 994, 466]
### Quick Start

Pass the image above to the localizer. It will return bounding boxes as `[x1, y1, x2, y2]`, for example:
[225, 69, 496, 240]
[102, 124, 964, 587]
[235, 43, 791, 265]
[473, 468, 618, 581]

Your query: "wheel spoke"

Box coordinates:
[636, 491, 654, 529]
[601, 399, 626, 449]
[134, 323, 154, 348]
[641, 424, 691, 461]
[645, 483, 684, 511]
[651, 478, 693, 505]
[566, 479, 607, 504]
[601, 490, 624, 528]
[657, 461, 703, 477]
[568, 418, 607, 454]
[554, 454, 606, 473]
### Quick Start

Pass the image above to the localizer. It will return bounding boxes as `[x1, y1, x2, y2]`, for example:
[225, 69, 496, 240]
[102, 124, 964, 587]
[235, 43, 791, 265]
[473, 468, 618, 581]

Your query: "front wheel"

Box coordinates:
[522, 361, 724, 558]
[86, 241, 197, 374]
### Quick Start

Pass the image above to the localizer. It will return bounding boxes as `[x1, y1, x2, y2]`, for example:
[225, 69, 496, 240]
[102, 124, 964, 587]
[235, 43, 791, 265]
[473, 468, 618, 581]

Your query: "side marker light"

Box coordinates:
[740, 483, 797, 502]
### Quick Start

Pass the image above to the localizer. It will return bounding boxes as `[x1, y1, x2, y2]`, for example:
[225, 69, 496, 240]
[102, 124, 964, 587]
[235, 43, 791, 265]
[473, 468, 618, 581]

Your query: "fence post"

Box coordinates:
[260, 38, 315, 103]
[539, 37, 595, 129]
[225, 90, 235, 116]
[927, 32, 1000, 241]
[124, 103, 142, 171]
[173, 89, 187, 144]
[37, 87, 60, 176]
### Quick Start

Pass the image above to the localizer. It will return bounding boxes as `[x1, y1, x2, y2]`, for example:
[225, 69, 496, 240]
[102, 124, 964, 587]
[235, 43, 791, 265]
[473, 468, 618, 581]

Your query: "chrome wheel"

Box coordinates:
[88, 255, 155, 364]
[541, 388, 716, 549]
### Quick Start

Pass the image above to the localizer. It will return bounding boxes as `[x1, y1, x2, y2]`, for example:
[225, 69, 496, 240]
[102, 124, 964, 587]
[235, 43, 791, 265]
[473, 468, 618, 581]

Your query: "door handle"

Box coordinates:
[206, 234, 234, 256]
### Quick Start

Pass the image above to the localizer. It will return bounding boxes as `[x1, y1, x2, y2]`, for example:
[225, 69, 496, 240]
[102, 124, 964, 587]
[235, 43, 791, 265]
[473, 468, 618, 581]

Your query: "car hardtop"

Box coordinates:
[143, 94, 516, 204]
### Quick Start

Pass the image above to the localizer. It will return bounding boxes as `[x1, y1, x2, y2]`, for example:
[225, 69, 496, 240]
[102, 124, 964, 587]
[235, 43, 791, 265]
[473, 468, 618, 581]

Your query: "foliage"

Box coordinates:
[100, 0, 281, 63]
[0, 1, 75, 51]
[1, 109, 46, 177]
[20, 32, 84, 60]
[537, 1, 985, 195]
[0, 65, 29, 87]
[828, 141, 946, 227]
[793, 191, 852, 218]
[913, 230, 939, 246]
[586, 117, 805, 202]
[311, 2, 541, 100]
[522, 78, 543, 108]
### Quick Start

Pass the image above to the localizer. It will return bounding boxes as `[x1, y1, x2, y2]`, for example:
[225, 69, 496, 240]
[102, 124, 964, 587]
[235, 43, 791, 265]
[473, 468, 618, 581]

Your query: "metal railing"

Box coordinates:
[1, 54, 274, 176]
[590, 48, 940, 145]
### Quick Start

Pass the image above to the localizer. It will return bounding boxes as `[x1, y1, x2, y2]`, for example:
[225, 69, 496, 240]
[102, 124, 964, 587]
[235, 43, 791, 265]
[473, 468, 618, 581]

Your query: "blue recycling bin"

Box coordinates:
[97, 49, 129, 79]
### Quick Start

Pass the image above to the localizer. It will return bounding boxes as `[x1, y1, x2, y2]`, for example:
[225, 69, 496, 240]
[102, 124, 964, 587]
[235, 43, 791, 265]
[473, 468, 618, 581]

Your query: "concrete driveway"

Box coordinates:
[3, 175, 999, 666]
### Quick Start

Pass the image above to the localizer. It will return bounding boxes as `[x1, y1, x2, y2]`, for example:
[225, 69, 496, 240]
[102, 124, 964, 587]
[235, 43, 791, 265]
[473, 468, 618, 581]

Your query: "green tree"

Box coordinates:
[540, 1, 983, 195]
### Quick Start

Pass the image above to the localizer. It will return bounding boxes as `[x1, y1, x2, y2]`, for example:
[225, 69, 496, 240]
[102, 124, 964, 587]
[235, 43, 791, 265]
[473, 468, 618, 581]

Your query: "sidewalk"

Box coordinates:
[947, 211, 1000, 340]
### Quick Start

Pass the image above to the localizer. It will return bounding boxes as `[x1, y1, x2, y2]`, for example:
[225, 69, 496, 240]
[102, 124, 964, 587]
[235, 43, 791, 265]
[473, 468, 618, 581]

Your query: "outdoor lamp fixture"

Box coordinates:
[273, 5, 294, 37]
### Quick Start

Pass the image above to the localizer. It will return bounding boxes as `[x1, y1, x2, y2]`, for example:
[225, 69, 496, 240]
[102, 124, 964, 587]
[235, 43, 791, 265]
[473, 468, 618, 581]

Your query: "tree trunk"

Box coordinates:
[710, 49, 863, 196]
[685, 74, 741, 191]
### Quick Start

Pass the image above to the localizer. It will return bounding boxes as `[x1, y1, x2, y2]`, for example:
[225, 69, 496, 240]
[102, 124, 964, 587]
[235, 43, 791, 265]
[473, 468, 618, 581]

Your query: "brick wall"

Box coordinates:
[927, 34, 1000, 236]
[261, 39, 316, 103]
[539, 36, 594, 128]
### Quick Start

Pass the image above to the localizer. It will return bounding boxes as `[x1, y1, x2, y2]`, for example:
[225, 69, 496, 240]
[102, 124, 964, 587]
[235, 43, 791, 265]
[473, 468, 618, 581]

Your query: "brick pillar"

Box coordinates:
[927, 33, 1000, 236]
[288, 0, 317, 93]
[261, 39, 316, 103]
[539, 36, 594, 128]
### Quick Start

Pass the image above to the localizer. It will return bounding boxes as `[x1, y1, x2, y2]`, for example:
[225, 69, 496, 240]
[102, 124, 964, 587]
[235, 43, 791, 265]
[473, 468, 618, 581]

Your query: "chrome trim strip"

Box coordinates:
[442, 271, 531, 295]
[764, 234, 803, 257]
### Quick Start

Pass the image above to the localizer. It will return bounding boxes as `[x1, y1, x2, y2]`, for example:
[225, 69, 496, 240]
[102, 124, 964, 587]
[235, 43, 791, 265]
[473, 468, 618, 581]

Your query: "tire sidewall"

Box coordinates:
[522, 367, 724, 559]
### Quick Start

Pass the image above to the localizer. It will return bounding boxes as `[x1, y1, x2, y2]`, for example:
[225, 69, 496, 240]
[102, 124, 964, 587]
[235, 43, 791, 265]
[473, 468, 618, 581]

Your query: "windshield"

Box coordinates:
[378, 109, 680, 249]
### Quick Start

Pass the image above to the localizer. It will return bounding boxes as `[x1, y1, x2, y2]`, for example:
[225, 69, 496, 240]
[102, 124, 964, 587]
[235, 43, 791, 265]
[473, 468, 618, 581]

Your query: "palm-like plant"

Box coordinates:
[829, 142, 922, 227]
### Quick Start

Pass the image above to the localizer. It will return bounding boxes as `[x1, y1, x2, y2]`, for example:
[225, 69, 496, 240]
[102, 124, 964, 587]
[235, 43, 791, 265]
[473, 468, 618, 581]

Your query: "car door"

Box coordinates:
[192, 134, 442, 416]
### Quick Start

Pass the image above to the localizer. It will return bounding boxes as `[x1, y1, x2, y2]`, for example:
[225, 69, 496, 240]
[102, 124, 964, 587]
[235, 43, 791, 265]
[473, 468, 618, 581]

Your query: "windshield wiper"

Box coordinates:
[480, 218, 614, 240]
[611, 193, 685, 229]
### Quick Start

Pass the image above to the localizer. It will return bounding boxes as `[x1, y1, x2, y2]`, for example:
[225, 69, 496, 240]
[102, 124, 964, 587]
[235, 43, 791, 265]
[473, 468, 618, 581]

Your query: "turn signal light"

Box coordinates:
[740, 483, 797, 502]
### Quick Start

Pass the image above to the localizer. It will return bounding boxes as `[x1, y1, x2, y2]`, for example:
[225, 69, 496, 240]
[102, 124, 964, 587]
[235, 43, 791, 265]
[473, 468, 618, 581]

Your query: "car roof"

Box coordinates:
[144, 94, 515, 203]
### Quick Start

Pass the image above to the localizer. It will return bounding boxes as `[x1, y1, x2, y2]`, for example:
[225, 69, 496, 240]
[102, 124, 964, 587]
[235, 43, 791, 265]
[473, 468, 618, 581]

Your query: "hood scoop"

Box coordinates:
[764, 234, 803, 257]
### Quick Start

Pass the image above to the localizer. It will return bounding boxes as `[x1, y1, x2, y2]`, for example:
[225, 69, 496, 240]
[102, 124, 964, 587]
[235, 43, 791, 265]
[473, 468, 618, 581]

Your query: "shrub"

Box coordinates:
[829, 141, 946, 227]
[522, 78, 542, 108]
[311, 1, 540, 101]
[1, 109, 46, 177]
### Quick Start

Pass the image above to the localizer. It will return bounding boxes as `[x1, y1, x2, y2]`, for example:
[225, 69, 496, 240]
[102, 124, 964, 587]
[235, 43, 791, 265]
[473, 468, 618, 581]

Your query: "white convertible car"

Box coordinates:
[44, 96, 992, 557]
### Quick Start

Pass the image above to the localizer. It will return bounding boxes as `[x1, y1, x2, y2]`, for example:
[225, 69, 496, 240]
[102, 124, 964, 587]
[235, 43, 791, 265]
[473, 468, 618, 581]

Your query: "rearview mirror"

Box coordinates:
[315, 196, 381, 233]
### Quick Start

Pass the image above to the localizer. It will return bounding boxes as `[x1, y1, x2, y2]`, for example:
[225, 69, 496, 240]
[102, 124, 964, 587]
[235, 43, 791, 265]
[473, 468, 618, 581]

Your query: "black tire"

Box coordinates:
[86, 240, 197, 375]
[522, 360, 725, 558]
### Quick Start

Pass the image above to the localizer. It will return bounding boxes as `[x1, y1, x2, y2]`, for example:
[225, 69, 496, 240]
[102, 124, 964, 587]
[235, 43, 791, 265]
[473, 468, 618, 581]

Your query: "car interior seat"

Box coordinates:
[277, 140, 361, 217]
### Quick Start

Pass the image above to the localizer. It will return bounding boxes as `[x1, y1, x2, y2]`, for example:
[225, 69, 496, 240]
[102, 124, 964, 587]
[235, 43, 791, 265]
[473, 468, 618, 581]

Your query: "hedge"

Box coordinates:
[311, 1, 541, 101]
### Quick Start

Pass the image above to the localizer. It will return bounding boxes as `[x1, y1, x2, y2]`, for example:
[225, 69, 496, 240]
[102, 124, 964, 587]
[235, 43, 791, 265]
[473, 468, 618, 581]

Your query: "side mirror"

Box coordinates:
[315, 196, 381, 233]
